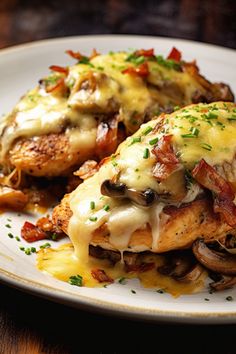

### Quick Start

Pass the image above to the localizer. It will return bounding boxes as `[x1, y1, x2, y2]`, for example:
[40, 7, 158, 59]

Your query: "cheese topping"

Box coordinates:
[0, 51, 213, 166]
[68, 102, 236, 264]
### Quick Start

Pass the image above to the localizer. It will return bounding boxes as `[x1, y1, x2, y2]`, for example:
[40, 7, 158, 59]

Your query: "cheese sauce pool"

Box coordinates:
[37, 243, 206, 296]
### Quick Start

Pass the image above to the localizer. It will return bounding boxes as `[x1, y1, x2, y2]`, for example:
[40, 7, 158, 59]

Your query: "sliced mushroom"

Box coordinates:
[158, 252, 203, 283]
[101, 179, 126, 197]
[192, 238, 236, 275]
[101, 179, 157, 206]
[209, 273, 236, 291]
[126, 188, 157, 207]
[176, 263, 204, 282]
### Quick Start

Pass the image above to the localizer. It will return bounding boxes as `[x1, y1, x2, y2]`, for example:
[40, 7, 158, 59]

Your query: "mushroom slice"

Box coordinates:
[209, 273, 236, 291]
[101, 179, 157, 206]
[0, 186, 28, 210]
[158, 252, 203, 283]
[192, 238, 236, 275]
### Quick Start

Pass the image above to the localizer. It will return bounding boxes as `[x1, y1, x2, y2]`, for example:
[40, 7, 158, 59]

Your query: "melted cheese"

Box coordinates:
[0, 51, 214, 166]
[37, 243, 206, 296]
[68, 101, 236, 266]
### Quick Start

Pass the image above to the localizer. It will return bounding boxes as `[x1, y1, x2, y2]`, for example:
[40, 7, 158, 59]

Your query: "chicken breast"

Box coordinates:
[52, 102, 236, 262]
[0, 49, 234, 177]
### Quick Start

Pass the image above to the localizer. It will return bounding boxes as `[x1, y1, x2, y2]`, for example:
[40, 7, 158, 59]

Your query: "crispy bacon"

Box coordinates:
[192, 159, 236, 227]
[74, 160, 99, 180]
[125, 262, 155, 273]
[96, 116, 120, 160]
[65, 50, 84, 61]
[91, 269, 114, 283]
[167, 47, 182, 62]
[44, 77, 66, 94]
[152, 135, 179, 181]
[134, 48, 155, 57]
[66, 49, 99, 61]
[90, 48, 100, 59]
[21, 221, 47, 243]
[49, 65, 69, 76]
[122, 62, 149, 78]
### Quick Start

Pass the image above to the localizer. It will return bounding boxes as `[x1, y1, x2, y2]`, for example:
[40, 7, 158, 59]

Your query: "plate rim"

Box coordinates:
[0, 34, 235, 56]
[0, 34, 236, 324]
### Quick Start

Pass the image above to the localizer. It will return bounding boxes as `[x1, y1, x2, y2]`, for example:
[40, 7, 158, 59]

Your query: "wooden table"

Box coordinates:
[0, 1, 236, 353]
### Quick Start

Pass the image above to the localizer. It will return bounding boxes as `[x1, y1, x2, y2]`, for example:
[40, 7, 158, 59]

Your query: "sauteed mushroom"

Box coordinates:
[158, 252, 203, 283]
[209, 273, 236, 291]
[192, 239, 236, 275]
[101, 179, 157, 206]
[101, 180, 126, 197]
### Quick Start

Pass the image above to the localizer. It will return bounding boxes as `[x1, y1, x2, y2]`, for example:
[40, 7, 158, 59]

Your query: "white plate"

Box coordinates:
[0, 35, 236, 324]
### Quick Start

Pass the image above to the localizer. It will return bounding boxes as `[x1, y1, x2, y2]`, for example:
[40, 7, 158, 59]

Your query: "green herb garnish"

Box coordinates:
[143, 148, 150, 159]
[142, 126, 153, 135]
[201, 143, 212, 151]
[68, 274, 83, 287]
[129, 136, 141, 145]
[90, 201, 95, 210]
[149, 137, 159, 146]
[40, 242, 51, 249]
[89, 216, 98, 222]
[103, 204, 110, 212]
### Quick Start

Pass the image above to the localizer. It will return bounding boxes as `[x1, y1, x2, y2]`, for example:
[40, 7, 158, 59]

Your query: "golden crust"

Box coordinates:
[52, 195, 235, 253]
[9, 133, 95, 177]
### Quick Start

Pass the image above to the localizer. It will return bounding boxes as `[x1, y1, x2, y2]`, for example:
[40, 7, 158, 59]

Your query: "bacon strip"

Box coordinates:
[21, 221, 47, 243]
[43, 77, 66, 94]
[167, 47, 182, 62]
[91, 269, 114, 283]
[134, 48, 155, 57]
[122, 62, 149, 78]
[152, 135, 179, 181]
[49, 65, 69, 75]
[192, 159, 236, 227]
[65, 50, 84, 61]
[96, 116, 123, 160]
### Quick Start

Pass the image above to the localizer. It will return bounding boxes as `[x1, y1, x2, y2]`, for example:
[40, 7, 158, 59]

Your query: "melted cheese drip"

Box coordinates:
[68, 101, 236, 268]
[37, 244, 206, 296]
[0, 51, 213, 164]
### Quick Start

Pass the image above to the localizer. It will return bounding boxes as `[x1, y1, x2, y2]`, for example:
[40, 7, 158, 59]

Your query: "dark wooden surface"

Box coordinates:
[0, 1, 236, 353]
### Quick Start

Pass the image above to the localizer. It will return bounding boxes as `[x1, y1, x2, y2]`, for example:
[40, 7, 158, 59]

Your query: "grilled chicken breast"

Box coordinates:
[0, 48, 233, 177]
[53, 102, 236, 262]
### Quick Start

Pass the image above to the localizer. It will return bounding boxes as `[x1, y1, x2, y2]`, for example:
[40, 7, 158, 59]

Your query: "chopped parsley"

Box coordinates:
[125, 53, 145, 65]
[156, 55, 181, 70]
[149, 137, 159, 145]
[201, 143, 212, 151]
[51, 233, 58, 241]
[5, 224, 11, 228]
[40, 242, 51, 249]
[129, 136, 141, 145]
[118, 277, 127, 285]
[143, 148, 150, 159]
[90, 201, 95, 210]
[156, 289, 165, 294]
[131, 289, 136, 294]
[142, 126, 153, 135]
[15, 236, 20, 242]
[103, 204, 110, 212]
[226, 296, 233, 301]
[89, 216, 98, 222]
[68, 274, 83, 287]
[8, 233, 14, 239]
[181, 127, 199, 138]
